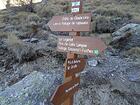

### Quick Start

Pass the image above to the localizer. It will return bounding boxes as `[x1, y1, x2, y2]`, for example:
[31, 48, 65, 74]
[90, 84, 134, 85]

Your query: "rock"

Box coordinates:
[4, 25, 15, 32]
[110, 32, 132, 49]
[110, 24, 140, 50]
[22, 39, 30, 42]
[42, 0, 48, 3]
[74, 55, 140, 105]
[112, 23, 139, 37]
[42, 24, 50, 31]
[23, 38, 39, 43]
[0, 23, 6, 29]
[0, 71, 62, 105]
[128, 73, 140, 82]
[88, 59, 98, 67]
[0, 68, 5, 72]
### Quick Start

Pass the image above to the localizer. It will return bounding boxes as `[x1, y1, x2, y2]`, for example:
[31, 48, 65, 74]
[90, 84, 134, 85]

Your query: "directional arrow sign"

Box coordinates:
[65, 58, 86, 77]
[57, 36, 107, 55]
[51, 77, 80, 105]
[47, 13, 91, 32]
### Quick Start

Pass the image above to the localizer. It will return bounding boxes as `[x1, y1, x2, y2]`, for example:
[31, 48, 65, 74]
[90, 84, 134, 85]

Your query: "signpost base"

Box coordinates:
[63, 32, 79, 105]
[63, 96, 73, 105]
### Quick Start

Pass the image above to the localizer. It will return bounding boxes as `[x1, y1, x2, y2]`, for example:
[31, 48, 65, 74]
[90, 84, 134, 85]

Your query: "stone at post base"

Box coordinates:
[0, 71, 62, 105]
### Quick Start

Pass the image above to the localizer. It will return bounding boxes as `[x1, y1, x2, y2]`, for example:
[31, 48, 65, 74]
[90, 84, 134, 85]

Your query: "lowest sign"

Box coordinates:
[51, 77, 80, 105]
[57, 36, 107, 56]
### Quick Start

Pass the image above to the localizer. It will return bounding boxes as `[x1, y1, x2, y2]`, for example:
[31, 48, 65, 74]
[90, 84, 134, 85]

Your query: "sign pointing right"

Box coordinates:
[57, 36, 107, 56]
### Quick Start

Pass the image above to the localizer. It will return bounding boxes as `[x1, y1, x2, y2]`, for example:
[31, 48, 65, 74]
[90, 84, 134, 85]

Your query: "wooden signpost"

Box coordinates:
[49, 0, 107, 105]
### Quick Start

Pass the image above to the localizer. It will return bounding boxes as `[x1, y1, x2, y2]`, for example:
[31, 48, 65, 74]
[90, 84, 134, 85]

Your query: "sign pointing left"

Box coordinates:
[47, 13, 91, 32]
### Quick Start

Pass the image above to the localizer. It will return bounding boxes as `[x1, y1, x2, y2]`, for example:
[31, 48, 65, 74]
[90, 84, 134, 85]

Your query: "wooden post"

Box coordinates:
[63, 0, 83, 105]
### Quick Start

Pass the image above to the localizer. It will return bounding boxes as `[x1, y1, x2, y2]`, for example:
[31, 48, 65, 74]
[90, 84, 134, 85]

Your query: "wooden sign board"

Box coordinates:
[65, 58, 86, 77]
[51, 77, 80, 105]
[47, 13, 91, 32]
[57, 36, 107, 55]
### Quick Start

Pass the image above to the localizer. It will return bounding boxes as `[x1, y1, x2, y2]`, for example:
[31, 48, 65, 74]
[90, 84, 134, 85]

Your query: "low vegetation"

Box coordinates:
[124, 47, 140, 58]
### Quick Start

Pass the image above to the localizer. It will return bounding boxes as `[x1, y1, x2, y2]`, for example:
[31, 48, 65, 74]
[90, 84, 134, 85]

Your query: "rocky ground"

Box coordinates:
[0, 0, 140, 105]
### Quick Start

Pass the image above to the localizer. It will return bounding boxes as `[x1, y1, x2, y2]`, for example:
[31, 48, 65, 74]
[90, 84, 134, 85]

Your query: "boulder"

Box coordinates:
[0, 71, 62, 105]
[112, 23, 139, 37]
[88, 59, 98, 67]
[110, 24, 140, 50]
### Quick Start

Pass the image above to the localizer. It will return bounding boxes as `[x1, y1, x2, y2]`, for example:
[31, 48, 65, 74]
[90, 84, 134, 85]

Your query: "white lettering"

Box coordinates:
[76, 43, 87, 48]
[76, 22, 88, 25]
[72, 1, 80, 7]
[71, 8, 80, 13]
[65, 83, 79, 93]
[58, 46, 67, 51]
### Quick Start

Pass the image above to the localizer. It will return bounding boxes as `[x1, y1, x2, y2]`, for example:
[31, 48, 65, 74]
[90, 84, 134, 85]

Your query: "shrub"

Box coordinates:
[37, 4, 63, 18]
[0, 32, 10, 38]
[93, 16, 118, 33]
[124, 47, 140, 58]
[35, 0, 65, 18]
[126, 0, 140, 4]
[6, 34, 37, 63]
[7, 34, 23, 45]
[27, 14, 40, 22]
[94, 8, 132, 19]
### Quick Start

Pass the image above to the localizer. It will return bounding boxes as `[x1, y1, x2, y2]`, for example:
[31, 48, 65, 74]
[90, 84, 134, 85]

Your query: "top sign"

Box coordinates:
[72, 1, 80, 6]
[47, 13, 91, 32]
[71, 0, 82, 13]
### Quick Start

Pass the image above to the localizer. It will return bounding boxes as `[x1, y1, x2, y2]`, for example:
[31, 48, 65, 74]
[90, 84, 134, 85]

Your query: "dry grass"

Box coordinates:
[6, 34, 36, 63]
[27, 14, 41, 22]
[35, 0, 65, 18]
[0, 32, 10, 38]
[10, 12, 40, 24]
[124, 47, 140, 58]
[92, 0, 140, 20]
[87, 0, 140, 33]
[7, 34, 23, 45]
[98, 34, 113, 45]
